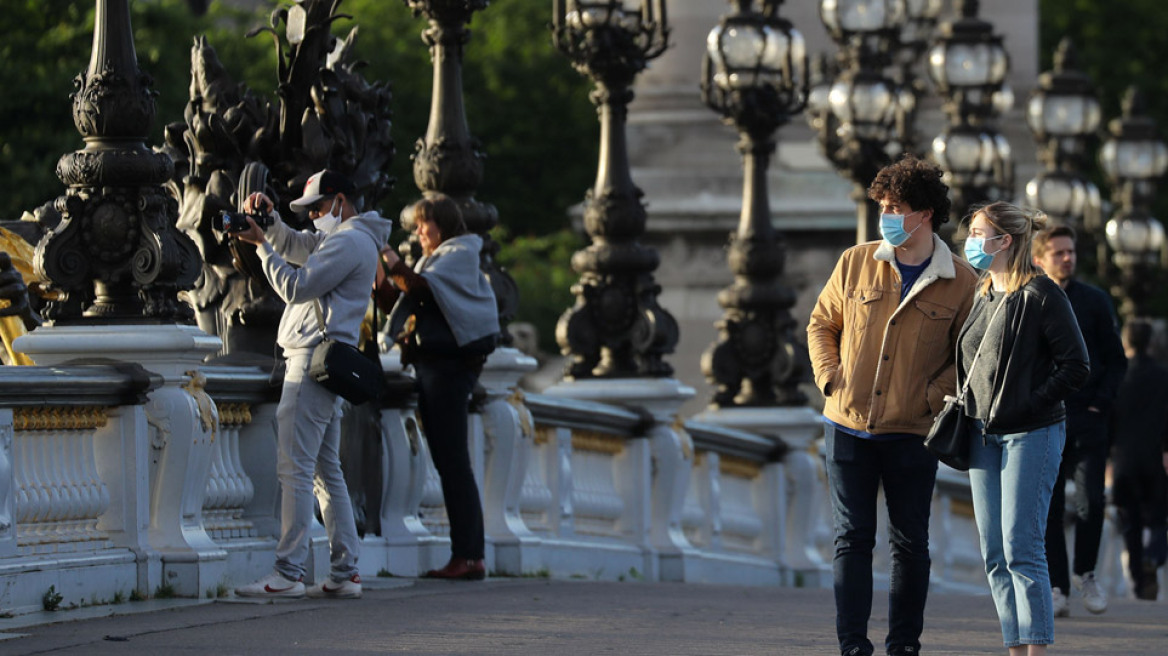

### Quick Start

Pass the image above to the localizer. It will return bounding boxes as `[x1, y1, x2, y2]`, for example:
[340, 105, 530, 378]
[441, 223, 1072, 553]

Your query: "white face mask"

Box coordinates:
[312, 198, 341, 234]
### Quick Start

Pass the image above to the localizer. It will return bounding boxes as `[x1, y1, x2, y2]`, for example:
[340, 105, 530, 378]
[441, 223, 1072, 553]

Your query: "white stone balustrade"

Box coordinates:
[2, 350, 1144, 615]
[12, 407, 112, 554]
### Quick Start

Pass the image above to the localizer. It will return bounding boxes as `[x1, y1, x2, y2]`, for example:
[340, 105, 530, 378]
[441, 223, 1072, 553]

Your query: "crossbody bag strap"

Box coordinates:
[956, 296, 1008, 403]
[313, 299, 329, 340]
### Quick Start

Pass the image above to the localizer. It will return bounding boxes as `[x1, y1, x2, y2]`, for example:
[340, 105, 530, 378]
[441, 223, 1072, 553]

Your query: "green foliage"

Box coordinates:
[2, 0, 595, 241]
[0, 0, 274, 222]
[154, 581, 177, 599]
[494, 227, 583, 353]
[340, 0, 598, 235]
[376, 568, 394, 578]
[42, 585, 63, 611]
[129, 589, 145, 602]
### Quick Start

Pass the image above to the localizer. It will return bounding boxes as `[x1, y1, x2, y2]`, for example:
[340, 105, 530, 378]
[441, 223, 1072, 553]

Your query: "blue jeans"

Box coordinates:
[824, 425, 938, 656]
[968, 419, 1065, 648]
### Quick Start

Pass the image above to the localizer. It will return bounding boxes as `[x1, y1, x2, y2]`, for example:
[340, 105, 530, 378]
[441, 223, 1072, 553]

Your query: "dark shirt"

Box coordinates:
[960, 291, 1007, 420]
[897, 256, 932, 301]
[1062, 279, 1126, 414]
[1110, 354, 1168, 471]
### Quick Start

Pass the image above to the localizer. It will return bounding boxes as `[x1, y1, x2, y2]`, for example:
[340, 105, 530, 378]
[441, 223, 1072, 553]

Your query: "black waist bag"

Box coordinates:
[309, 300, 383, 405]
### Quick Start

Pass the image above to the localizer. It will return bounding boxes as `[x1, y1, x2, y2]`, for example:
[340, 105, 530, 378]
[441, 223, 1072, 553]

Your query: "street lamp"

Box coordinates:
[700, 0, 808, 408]
[402, 0, 519, 339]
[813, 0, 910, 243]
[892, 0, 943, 155]
[927, 0, 1013, 224]
[552, 0, 678, 379]
[34, 0, 200, 323]
[1100, 86, 1168, 318]
[1024, 38, 1102, 235]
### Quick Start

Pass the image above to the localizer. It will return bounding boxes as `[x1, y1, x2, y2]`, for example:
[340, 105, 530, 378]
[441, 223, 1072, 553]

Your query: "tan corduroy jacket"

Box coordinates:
[807, 234, 978, 436]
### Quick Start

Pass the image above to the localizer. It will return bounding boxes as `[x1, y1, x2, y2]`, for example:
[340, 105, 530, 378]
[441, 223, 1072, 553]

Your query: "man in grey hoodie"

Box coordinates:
[233, 170, 392, 600]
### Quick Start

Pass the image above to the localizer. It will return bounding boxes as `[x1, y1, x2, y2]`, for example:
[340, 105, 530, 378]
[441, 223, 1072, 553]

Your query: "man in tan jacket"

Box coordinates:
[807, 156, 978, 656]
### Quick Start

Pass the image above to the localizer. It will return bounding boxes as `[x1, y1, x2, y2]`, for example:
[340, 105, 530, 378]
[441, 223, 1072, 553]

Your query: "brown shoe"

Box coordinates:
[424, 558, 486, 580]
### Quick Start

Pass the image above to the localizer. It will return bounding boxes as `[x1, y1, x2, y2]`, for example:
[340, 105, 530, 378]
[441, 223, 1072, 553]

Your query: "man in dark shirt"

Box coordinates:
[1110, 318, 1168, 600]
[1032, 225, 1127, 616]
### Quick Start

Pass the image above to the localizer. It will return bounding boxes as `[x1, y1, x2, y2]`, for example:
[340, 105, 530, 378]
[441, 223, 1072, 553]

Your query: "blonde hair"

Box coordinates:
[971, 201, 1050, 295]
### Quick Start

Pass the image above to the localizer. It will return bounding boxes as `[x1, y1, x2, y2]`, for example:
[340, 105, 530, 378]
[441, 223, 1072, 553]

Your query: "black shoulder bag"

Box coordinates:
[924, 299, 1005, 471]
[308, 299, 384, 405]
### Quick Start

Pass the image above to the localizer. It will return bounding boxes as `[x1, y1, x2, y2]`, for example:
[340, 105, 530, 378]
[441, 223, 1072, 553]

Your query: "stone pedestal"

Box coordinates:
[15, 324, 228, 596]
[477, 347, 540, 576]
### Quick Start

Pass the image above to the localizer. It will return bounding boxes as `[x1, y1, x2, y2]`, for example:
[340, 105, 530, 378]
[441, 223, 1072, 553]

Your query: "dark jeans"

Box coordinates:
[414, 356, 484, 560]
[824, 425, 939, 656]
[1045, 409, 1108, 593]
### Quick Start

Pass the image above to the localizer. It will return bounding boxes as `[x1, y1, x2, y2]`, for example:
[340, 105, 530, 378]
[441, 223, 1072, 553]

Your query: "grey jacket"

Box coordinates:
[258, 211, 393, 354]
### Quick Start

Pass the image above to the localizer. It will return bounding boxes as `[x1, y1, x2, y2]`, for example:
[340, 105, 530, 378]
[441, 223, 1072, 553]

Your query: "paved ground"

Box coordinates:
[0, 578, 1164, 655]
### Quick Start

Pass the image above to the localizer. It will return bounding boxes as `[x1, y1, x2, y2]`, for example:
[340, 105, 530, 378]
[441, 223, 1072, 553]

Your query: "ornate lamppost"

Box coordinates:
[928, 0, 1014, 225]
[814, 0, 909, 243]
[1024, 38, 1103, 268]
[34, 0, 201, 323]
[1099, 87, 1168, 319]
[551, 0, 678, 379]
[403, 0, 519, 336]
[700, 0, 808, 408]
[891, 0, 943, 156]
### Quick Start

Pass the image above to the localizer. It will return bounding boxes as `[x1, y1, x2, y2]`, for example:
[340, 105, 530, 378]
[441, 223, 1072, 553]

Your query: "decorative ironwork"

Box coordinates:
[1024, 38, 1103, 269]
[35, 0, 202, 324]
[162, 0, 394, 359]
[551, 0, 678, 379]
[810, 0, 912, 243]
[400, 0, 519, 343]
[700, 0, 808, 408]
[928, 0, 1014, 224]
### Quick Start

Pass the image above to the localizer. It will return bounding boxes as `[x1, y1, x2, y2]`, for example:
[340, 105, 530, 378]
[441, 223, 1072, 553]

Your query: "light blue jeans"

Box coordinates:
[273, 353, 360, 583]
[968, 419, 1065, 649]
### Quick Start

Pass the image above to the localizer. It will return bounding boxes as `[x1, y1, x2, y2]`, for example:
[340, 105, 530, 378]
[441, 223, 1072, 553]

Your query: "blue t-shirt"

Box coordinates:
[897, 256, 932, 301]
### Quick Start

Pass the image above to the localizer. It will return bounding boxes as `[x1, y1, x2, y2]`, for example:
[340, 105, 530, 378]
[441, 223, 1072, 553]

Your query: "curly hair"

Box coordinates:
[867, 155, 952, 230]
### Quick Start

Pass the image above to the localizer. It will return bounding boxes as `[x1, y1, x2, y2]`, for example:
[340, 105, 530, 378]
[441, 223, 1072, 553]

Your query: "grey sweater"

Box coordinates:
[258, 211, 393, 354]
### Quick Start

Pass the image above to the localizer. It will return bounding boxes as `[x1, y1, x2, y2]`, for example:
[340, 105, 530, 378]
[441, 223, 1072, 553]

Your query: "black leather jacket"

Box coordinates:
[957, 275, 1090, 435]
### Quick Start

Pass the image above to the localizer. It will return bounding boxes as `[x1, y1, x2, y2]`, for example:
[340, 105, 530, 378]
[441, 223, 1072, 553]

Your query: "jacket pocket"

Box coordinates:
[911, 299, 956, 349]
[846, 288, 884, 332]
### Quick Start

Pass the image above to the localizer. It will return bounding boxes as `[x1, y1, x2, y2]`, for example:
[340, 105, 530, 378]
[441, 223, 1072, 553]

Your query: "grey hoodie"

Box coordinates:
[257, 210, 393, 354]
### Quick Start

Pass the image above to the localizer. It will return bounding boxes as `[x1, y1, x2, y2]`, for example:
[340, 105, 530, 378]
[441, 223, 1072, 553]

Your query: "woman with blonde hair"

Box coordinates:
[957, 201, 1089, 655]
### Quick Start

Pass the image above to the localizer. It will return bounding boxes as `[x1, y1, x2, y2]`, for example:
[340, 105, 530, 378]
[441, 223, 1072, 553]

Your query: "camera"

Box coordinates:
[213, 210, 273, 234]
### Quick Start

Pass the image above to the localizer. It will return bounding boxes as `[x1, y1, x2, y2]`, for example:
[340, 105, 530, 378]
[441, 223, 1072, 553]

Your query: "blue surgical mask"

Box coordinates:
[879, 210, 922, 247]
[963, 235, 1005, 269]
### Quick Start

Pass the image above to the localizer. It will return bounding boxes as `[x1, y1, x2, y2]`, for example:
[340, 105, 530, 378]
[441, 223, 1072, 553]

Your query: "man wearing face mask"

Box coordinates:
[808, 155, 978, 656]
[232, 169, 392, 600]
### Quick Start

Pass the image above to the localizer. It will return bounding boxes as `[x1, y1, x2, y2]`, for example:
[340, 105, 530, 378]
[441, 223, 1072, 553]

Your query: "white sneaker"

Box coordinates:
[306, 573, 362, 599]
[1051, 587, 1070, 618]
[1074, 572, 1108, 614]
[235, 572, 305, 599]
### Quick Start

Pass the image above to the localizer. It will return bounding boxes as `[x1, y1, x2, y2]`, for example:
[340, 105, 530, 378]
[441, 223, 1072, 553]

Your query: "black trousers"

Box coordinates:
[414, 355, 485, 560]
[1045, 409, 1108, 593]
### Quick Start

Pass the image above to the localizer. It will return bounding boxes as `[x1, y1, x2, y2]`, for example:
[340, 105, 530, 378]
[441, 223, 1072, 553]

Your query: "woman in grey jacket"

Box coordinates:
[957, 202, 1089, 655]
[379, 194, 499, 580]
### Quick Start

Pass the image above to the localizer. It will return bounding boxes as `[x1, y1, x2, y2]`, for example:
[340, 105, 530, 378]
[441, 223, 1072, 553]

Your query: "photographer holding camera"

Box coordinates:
[233, 169, 392, 600]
